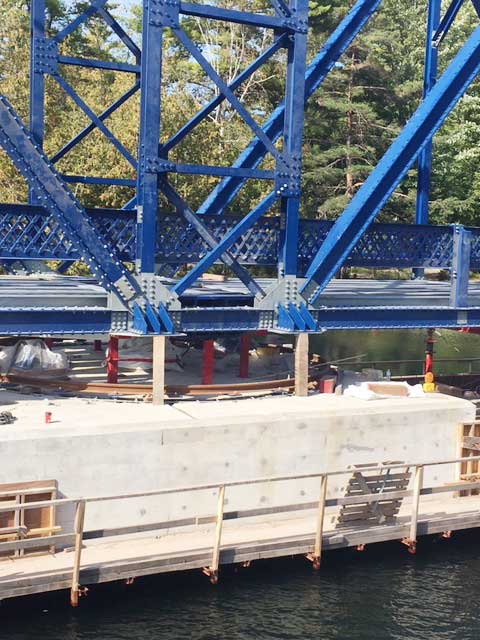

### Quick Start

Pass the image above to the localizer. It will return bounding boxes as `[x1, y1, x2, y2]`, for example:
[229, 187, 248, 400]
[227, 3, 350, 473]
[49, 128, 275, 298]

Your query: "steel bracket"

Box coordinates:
[144, 156, 176, 174]
[275, 156, 301, 197]
[148, 0, 179, 27]
[256, 276, 307, 309]
[282, 17, 308, 34]
[33, 37, 58, 75]
[139, 273, 181, 309]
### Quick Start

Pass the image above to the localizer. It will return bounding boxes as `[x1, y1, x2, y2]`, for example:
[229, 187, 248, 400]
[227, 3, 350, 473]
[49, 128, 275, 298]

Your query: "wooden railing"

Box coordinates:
[1, 454, 480, 606]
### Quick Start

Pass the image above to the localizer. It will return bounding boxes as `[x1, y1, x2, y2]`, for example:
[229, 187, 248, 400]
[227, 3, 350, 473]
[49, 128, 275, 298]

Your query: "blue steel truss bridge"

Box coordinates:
[1, 0, 480, 335]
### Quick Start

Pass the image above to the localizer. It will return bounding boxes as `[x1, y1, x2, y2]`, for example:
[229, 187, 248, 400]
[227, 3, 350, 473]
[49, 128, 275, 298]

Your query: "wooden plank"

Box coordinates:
[294, 333, 309, 397]
[71, 500, 86, 607]
[0, 533, 74, 554]
[207, 485, 225, 584]
[311, 474, 327, 569]
[152, 335, 166, 406]
[407, 465, 424, 551]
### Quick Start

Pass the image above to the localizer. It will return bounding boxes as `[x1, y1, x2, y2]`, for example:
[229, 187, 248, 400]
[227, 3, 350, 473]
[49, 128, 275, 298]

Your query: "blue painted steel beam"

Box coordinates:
[198, 0, 382, 216]
[136, 0, 163, 273]
[61, 175, 137, 187]
[162, 36, 286, 154]
[173, 27, 282, 163]
[54, 0, 108, 43]
[96, 7, 142, 61]
[279, 0, 308, 277]
[269, 0, 291, 17]
[50, 82, 140, 165]
[415, 0, 441, 227]
[301, 24, 480, 305]
[166, 163, 274, 180]
[0, 310, 112, 335]
[433, 0, 464, 47]
[58, 56, 140, 74]
[450, 225, 471, 307]
[172, 191, 278, 295]
[29, 0, 45, 206]
[179, 2, 289, 30]
[161, 180, 265, 297]
[53, 74, 137, 169]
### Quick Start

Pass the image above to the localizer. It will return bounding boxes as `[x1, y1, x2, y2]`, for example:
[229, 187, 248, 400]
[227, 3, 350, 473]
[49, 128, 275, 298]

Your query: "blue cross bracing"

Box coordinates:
[0, 0, 480, 335]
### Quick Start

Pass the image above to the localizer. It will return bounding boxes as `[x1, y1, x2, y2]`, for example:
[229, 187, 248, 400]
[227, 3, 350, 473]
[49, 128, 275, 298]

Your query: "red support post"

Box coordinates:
[424, 328, 435, 375]
[44, 338, 53, 349]
[94, 339, 102, 351]
[239, 334, 250, 378]
[107, 336, 119, 384]
[202, 339, 215, 385]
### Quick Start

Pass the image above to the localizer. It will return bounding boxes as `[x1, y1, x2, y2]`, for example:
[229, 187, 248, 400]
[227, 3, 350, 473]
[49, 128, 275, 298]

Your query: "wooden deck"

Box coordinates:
[1, 449, 480, 605]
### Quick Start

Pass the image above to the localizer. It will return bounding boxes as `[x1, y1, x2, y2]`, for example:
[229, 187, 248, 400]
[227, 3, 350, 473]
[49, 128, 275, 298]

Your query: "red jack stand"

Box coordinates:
[424, 328, 435, 376]
[202, 339, 215, 385]
[93, 339, 102, 351]
[44, 338, 54, 349]
[239, 334, 250, 378]
[107, 336, 119, 384]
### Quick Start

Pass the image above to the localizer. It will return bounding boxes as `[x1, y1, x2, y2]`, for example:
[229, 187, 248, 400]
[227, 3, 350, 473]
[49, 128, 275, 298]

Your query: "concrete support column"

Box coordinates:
[295, 333, 309, 397]
[152, 335, 166, 405]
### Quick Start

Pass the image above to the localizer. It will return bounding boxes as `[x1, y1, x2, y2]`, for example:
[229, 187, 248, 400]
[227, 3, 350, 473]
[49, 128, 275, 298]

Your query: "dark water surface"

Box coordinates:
[2, 533, 480, 640]
[311, 329, 480, 376]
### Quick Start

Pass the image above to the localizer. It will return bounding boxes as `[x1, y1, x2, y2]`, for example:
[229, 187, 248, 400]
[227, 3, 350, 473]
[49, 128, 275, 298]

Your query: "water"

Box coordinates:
[1, 533, 480, 640]
[311, 329, 480, 376]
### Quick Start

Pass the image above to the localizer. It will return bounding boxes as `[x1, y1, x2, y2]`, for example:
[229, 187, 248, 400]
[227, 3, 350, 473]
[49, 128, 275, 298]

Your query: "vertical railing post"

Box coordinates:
[309, 474, 328, 570]
[70, 500, 86, 607]
[403, 465, 423, 554]
[204, 485, 225, 585]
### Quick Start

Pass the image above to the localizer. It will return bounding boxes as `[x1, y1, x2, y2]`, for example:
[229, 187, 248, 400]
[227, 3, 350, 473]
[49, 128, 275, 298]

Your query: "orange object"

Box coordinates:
[45, 411, 52, 424]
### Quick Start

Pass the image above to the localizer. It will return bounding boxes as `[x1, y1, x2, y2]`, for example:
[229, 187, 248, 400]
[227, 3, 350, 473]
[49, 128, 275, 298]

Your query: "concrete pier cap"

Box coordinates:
[0, 390, 474, 532]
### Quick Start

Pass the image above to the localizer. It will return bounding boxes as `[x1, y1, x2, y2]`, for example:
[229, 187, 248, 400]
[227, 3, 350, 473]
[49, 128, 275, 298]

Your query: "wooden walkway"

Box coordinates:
[1, 450, 480, 606]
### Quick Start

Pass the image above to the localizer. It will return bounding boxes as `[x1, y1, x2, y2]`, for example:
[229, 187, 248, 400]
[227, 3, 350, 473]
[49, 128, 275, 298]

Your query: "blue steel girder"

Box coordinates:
[300, 24, 480, 306]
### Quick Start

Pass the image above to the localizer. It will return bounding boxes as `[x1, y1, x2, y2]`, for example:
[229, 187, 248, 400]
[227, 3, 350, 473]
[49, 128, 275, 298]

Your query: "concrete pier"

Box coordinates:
[0, 391, 474, 531]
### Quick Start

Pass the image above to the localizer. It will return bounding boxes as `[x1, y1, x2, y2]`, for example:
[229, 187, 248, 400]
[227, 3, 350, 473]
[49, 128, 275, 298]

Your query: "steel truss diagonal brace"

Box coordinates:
[0, 97, 141, 306]
[198, 0, 382, 216]
[300, 24, 480, 305]
[160, 180, 265, 298]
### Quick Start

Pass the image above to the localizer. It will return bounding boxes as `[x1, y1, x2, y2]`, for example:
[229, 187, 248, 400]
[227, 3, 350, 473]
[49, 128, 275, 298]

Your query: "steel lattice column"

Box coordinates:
[136, 0, 163, 273]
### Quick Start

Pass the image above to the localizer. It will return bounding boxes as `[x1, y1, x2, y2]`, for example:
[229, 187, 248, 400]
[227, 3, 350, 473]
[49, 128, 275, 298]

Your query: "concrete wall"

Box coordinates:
[0, 392, 474, 532]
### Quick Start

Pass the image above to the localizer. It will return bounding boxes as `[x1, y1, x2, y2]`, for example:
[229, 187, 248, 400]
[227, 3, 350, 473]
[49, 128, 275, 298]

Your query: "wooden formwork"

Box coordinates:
[0, 480, 58, 558]
[457, 422, 480, 496]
